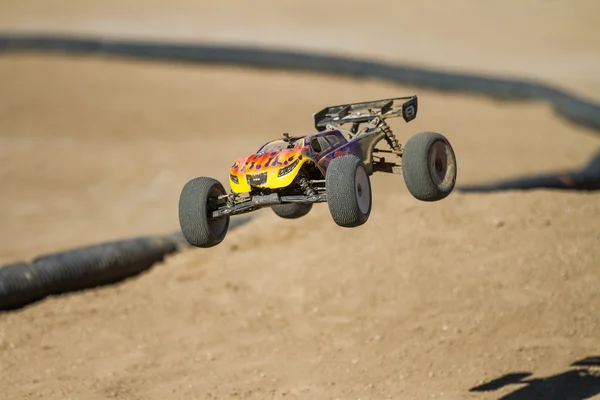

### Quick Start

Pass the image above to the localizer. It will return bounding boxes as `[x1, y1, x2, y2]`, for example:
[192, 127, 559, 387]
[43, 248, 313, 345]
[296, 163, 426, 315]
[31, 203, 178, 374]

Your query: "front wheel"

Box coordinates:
[325, 155, 372, 227]
[178, 177, 230, 248]
[401, 131, 457, 202]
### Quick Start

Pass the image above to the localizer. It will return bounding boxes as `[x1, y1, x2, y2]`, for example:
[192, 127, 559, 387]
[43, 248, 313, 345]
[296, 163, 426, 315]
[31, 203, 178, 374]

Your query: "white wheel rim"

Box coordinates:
[428, 140, 455, 189]
[355, 165, 371, 215]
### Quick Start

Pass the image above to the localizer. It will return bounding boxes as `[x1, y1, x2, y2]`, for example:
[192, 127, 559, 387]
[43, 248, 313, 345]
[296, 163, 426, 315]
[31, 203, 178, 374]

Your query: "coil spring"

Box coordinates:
[299, 176, 316, 196]
[227, 191, 238, 207]
[379, 120, 402, 154]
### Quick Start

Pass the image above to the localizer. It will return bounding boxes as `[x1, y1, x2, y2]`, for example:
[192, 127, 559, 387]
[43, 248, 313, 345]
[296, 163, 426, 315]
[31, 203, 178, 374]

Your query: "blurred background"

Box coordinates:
[1, 1, 599, 399]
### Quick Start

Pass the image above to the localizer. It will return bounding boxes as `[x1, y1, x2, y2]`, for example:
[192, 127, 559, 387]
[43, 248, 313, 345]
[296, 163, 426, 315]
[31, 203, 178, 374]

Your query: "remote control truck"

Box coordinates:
[179, 96, 457, 247]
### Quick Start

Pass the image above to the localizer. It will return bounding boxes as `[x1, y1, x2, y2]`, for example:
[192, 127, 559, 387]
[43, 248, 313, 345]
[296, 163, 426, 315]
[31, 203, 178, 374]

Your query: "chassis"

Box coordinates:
[179, 96, 457, 248]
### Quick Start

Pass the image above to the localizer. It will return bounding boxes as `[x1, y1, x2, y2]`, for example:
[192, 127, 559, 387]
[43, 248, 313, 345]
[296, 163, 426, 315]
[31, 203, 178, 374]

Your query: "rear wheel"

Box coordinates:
[402, 131, 457, 201]
[325, 155, 372, 227]
[178, 177, 230, 248]
[272, 203, 313, 219]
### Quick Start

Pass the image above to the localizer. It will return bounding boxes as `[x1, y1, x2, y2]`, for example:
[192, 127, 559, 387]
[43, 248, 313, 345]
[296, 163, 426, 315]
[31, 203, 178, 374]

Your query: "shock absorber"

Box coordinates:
[299, 175, 316, 197]
[377, 118, 402, 155]
[226, 190, 239, 207]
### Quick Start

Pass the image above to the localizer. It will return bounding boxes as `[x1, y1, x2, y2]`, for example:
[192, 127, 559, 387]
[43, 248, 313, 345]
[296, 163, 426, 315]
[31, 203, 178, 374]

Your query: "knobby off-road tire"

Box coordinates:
[272, 203, 313, 219]
[179, 177, 230, 248]
[402, 131, 457, 202]
[326, 155, 372, 227]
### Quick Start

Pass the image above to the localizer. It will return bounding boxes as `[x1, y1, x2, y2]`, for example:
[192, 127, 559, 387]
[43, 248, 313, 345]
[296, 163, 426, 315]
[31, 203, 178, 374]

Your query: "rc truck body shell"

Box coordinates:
[228, 128, 385, 193]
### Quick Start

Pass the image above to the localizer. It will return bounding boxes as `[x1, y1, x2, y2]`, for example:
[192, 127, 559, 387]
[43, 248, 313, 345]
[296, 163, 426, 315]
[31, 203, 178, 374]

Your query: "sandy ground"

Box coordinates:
[1, 1, 600, 399]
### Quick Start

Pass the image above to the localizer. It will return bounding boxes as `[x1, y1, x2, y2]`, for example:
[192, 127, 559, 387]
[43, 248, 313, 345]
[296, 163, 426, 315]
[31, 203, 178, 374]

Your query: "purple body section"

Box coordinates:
[258, 129, 362, 176]
[230, 129, 365, 180]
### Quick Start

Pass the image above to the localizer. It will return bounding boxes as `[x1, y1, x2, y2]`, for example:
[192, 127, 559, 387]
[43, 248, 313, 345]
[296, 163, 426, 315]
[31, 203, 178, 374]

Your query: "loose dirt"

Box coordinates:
[1, 1, 599, 399]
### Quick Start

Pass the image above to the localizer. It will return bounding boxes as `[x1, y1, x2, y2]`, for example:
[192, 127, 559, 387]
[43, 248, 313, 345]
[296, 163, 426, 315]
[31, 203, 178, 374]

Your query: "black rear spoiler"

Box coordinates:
[313, 96, 418, 132]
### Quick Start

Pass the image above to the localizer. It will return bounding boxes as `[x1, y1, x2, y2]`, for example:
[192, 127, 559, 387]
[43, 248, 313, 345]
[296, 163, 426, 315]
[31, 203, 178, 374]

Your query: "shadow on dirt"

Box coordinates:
[458, 151, 600, 193]
[470, 357, 600, 399]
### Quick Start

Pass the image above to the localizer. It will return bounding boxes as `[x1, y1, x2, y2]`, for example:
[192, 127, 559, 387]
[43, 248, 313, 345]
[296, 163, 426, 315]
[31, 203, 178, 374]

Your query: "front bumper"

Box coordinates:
[229, 160, 303, 193]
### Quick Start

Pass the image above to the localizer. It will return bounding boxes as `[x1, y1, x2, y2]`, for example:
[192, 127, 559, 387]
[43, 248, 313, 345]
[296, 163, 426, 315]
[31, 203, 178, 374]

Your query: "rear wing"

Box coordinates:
[313, 96, 418, 132]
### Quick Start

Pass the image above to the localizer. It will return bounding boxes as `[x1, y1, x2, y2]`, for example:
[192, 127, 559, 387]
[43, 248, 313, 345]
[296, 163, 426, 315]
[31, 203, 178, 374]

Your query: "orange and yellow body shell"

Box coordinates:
[228, 141, 310, 193]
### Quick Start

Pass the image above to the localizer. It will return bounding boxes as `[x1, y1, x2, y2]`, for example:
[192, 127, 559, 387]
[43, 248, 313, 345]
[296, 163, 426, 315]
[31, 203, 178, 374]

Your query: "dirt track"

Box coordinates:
[1, 1, 600, 399]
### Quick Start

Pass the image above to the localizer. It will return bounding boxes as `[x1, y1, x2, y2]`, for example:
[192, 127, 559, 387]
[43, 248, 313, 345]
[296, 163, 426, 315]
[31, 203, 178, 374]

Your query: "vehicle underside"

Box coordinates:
[211, 165, 326, 218]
